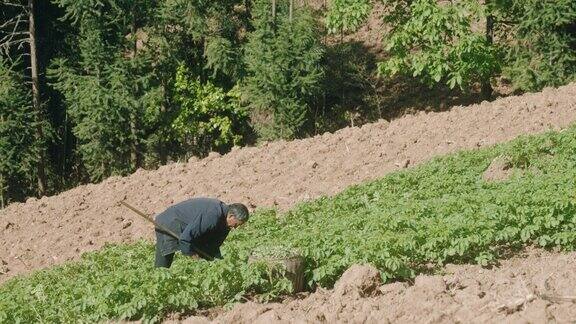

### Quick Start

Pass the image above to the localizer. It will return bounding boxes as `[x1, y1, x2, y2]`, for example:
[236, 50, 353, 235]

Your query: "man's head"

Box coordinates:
[226, 203, 249, 229]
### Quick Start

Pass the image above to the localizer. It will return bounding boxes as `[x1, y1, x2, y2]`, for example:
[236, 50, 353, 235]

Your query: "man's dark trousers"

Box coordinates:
[155, 234, 174, 268]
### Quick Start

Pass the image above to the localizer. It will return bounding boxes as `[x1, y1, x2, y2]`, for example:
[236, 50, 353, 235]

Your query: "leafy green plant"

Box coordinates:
[250, 245, 300, 259]
[0, 242, 293, 323]
[335, 0, 575, 92]
[2, 125, 576, 322]
[172, 65, 250, 156]
[506, 135, 556, 168]
[326, 0, 372, 34]
[379, 0, 500, 90]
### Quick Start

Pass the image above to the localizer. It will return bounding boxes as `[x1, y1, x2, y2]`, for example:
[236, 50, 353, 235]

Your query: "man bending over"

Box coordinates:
[154, 197, 249, 268]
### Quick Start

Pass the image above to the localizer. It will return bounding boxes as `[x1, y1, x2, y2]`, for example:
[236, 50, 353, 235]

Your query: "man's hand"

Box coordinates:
[189, 254, 200, 260]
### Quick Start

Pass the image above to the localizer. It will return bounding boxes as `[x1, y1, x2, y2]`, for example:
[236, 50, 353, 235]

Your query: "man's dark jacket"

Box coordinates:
[155, 198, 230, 259]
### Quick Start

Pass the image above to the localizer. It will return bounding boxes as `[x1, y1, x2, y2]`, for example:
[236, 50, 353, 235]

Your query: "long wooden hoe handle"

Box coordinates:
[119, 200, 215, 261]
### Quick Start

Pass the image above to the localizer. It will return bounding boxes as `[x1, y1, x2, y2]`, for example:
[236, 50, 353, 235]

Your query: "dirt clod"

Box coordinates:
[179, 316, 209, 324]
[0, 259, 9, 275]
[3, 221, 13, 230]
[334, 264, 381, 297]
[414, 275, 447, 295]
[483, 155, 513, 182]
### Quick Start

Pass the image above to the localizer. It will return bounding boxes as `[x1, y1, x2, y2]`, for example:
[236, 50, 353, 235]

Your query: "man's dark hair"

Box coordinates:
[228, 203, 249, 222]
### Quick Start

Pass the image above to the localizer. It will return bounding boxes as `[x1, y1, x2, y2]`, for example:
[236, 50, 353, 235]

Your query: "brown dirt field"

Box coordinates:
[1, 83, 575, 284]
[180, 249, 576, 324]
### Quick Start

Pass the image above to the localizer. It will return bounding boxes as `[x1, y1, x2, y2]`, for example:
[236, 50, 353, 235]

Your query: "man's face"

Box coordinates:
[226, 214, 245, 229]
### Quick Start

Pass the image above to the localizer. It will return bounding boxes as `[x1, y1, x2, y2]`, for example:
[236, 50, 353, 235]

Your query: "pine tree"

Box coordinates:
[0, 59, 47, 206]
[49, 0, 162, 180]
[50, 0, 251, 178]
[498, 0, 576, 90]
[49, 2, 137, 180]
[243, 0, 324, 140]
[1, 0, 51, 196]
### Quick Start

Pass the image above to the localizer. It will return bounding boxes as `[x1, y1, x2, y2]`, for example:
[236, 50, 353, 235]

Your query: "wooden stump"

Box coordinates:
[249, 254, 306, 293]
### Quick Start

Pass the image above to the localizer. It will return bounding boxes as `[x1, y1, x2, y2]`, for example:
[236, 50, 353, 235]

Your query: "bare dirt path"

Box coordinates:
[1, 83, 576, 284]
[182, 249, 576, 324]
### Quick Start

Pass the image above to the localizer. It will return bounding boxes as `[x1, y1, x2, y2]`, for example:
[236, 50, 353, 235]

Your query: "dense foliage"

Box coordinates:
[243, 0, 324, 140]
[328, 0, 576, 92]
[0, 59, 49, 206]
[498, 0, 576, 91]
[2, 125, 576, 322]
[378, 0, 500, 91]
[325, 0, 371, 34]
[172, 65, 250, 156]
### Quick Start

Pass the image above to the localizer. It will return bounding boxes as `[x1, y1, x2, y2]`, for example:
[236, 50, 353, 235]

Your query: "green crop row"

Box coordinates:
[1, 126, 576, 323]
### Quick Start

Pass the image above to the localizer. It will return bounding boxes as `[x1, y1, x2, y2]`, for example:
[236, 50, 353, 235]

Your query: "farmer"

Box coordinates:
[154, 197, 249, 268]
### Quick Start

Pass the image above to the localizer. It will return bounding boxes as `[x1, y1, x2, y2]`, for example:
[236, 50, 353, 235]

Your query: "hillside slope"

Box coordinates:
[1, 83, 576, 283]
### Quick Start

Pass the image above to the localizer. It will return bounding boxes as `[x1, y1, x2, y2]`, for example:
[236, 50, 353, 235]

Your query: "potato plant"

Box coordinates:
[1, 126, 575, 323]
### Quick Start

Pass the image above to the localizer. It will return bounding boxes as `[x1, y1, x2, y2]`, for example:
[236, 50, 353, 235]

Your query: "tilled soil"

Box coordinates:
[182, 249, 576, 324]
[1, 83, 576, 290]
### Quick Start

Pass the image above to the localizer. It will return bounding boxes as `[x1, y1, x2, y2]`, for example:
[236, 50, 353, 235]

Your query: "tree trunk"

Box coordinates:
[130, 5, 141, 170]
[61, 108, 68, 185]
[0, 114, 4, 207]
[481, 2, 494, 100]
[28, 0, 47, 196]
[0, 173, 4, 209]
[0, 111, 3, 207]
[130, 116, 139, 169]
[159, 80, 168, 164]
